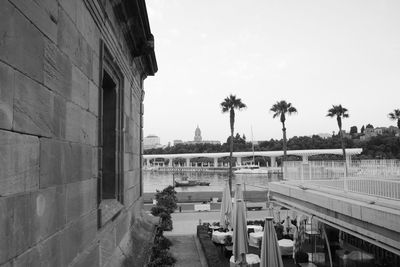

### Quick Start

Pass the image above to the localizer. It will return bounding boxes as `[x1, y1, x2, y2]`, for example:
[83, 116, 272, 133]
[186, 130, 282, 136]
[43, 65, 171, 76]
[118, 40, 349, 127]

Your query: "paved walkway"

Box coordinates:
[166, 235, 208, 267]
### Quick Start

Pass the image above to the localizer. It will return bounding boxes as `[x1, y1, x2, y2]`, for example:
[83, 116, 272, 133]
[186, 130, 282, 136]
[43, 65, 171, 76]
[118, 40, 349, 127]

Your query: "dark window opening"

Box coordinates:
[101, 71, 117, 199]
[98, 44, 124, 228]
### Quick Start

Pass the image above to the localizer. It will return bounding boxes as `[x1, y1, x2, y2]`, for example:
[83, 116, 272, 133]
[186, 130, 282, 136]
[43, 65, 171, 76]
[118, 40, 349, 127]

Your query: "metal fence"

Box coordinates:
[283, 159, 400, 200]
[284, 159, 400, 180]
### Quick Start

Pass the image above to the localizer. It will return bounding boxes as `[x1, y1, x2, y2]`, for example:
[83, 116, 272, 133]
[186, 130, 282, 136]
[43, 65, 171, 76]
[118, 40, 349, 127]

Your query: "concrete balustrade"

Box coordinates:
[143, 148, 362, 167]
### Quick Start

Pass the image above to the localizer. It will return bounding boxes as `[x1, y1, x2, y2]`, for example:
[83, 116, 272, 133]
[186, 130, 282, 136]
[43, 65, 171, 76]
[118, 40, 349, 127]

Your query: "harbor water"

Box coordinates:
[143, 170, 280, 193]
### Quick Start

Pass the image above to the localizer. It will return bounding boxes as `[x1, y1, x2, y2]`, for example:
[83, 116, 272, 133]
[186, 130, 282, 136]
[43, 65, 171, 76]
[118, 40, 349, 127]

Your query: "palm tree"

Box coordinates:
[270, 100, 297, 164]
[327, 105, 349, 175]
[221, 94, 246, 191]
[388, 109, 400, 129]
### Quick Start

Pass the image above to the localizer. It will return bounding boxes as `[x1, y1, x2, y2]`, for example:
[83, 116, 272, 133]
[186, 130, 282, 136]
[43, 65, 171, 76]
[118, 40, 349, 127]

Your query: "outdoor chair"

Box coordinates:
[247, 228, 255, 236]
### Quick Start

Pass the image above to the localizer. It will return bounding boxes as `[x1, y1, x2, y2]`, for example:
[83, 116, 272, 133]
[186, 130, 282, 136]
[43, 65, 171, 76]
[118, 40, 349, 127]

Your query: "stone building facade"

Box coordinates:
[0, 0, 157, 266]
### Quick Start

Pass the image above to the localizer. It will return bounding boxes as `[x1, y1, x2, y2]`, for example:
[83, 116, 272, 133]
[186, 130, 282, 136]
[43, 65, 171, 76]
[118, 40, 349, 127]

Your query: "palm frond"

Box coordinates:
[388, 109, 400, 120]
[327, 105, 349, 118]
[220, 94, 246, 113]
[270, 104, 279, 113]
[270, 100, 297, 121]
[288, 106, 297, 114]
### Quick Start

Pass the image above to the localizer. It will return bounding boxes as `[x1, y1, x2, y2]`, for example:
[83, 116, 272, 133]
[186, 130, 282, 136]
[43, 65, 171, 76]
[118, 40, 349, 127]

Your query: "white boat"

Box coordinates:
[234, 165, 267, 174]
[234, 165, 281, 174]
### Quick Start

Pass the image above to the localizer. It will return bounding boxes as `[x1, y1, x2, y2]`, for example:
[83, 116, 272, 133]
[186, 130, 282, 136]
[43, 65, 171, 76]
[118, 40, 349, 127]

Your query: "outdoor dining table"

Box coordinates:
[248, 231, 264, 247]
[211, 230, 233, 244]
[209, 225, 220, 231]
[230, 253, 260, 267]
[247, 225, 263, 232]
[278, 239, 294, 256]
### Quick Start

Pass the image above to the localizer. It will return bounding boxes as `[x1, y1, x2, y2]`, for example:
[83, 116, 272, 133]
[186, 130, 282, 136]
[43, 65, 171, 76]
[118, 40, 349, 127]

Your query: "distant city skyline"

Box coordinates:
[148, 125, 221, 146]
[144, 0, 400, 145]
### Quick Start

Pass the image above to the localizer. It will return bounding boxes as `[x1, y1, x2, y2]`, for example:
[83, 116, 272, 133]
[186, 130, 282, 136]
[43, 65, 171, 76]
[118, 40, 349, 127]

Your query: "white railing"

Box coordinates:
[304, 179, 400, 200]
[284, 159, 400, 180]
[283, 160, 400, 200]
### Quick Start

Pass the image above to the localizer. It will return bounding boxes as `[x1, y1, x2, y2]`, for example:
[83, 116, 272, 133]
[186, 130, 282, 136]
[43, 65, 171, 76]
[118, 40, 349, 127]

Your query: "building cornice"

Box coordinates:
[84, 0, 157, 99]
[111, 0, 158, 76]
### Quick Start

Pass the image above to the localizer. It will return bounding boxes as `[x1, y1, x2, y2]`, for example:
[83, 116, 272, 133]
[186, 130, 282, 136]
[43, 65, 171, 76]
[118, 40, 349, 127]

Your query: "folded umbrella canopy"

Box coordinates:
[220, 179, 233, 229]
[260, 217, 284, 267]
[232, 183, 244, 229]
[235, 182, 244, 200]
[232, 199, 248, 266]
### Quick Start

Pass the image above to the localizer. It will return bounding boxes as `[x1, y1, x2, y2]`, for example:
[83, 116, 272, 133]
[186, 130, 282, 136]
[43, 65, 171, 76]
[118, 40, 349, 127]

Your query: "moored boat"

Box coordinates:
[173, 175, 210, 187]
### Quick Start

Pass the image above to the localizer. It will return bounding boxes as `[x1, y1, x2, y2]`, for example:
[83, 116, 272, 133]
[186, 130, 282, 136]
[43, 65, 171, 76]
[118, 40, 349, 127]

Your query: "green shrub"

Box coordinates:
[148, 231, 176, 267]
[295, 250, 309, 263]
[148, 251, 176, 267]
[150, 205, 168, 216]
[154, 186, 178, 214]
[158, 236, 172, 250]
[158, 211, 172, 231]
[152, 186, 177, 232]
[197, 225, 226, 267]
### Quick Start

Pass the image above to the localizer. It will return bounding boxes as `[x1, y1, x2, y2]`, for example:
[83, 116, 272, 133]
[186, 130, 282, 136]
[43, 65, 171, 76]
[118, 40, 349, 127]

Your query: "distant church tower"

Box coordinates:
[194, 125, 202, 142]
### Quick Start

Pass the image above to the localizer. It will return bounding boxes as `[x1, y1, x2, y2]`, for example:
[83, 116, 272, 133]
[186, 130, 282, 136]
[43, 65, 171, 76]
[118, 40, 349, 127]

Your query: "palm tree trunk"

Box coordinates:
[229, 130, 233, 191]
[339, 126, 348, 177]
[282, 122, 287, 179]
[336, 116, 348, 178]
[282, 122, 287, 161]
[229, 109, 235, 191]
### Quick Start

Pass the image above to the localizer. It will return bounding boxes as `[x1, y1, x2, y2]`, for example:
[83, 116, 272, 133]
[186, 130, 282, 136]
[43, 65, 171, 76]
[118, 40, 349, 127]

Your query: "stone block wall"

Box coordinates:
[0, 0, 156, 266]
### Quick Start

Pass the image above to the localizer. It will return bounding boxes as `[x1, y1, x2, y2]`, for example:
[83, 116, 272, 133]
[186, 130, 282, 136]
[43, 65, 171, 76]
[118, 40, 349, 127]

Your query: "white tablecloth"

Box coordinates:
[249, 232, 264, 247]
[247, 225, 263, 233]
[278, 239, 294, 256]
[211, 231, 232, 244]
[230, 254, 260, 267]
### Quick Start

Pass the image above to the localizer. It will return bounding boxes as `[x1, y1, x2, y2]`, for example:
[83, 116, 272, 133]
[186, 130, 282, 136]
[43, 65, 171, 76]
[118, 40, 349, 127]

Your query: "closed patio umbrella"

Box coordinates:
[260, 217, 284, 267]
[235, 182, 244, 200]
[220, 179, 233, 229]
[232, 183, 244, 229]
[232, 199, 248, 266]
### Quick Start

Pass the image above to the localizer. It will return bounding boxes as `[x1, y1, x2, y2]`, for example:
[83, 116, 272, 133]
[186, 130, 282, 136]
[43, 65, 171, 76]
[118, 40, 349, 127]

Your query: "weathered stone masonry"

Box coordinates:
[0, 0, 157, 266]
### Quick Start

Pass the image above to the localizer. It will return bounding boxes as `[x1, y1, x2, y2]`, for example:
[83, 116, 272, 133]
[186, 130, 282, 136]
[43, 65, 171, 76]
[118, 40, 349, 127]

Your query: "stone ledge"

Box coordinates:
[99, 199, 124, 228]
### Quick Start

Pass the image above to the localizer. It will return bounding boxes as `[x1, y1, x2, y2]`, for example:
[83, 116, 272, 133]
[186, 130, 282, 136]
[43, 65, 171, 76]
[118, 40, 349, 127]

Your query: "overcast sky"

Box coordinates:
[144, 0, 400, 145]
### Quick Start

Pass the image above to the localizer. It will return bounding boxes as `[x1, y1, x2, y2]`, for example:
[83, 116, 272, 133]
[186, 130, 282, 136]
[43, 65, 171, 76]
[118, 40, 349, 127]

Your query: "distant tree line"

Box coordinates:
[145, 133, 400, 160]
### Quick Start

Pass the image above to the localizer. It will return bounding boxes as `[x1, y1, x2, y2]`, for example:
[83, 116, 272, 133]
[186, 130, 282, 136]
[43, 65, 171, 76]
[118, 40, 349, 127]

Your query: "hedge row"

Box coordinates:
[196, 225, 228, 267]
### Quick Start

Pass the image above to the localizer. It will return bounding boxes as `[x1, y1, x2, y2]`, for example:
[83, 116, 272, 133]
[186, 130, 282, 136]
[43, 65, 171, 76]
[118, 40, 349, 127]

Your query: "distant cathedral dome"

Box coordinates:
[194, 125, 202, 142]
